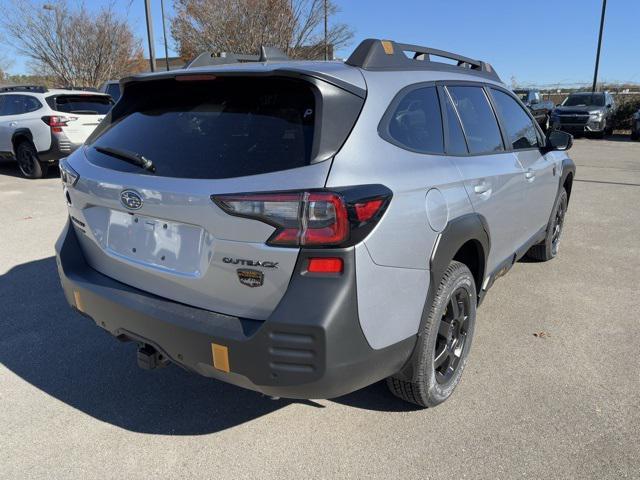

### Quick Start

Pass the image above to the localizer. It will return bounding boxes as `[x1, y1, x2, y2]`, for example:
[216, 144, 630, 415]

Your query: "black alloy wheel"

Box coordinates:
[551, 191, 567, 256]
[434, 287, 471, 384]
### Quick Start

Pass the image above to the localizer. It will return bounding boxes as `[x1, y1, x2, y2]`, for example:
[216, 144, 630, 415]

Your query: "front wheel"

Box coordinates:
[16, 141, 47, 179]
[386, 261, 476, 407]
[526, 188, 568, 261]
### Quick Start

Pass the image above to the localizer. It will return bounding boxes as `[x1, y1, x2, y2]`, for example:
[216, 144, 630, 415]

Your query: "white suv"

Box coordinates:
[0, 86, 113, 178]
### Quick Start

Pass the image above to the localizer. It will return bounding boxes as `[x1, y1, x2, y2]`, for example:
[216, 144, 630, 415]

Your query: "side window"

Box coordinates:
[442, 89, 468, 155]
[0, 96, 6, 116]
[0, 95, 41, 115]
[446, 86, 504, 154]
[386, 86, 444, 154]
[491, 89, 539, 150]
[1, 95, 26, 115]
[532, 91, 541, 103]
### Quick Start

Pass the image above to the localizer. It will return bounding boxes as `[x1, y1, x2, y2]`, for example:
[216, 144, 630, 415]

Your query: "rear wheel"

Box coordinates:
[386, 261, 476, 407]
[526, 188, 568, 262]
[16, 141, 47, 179]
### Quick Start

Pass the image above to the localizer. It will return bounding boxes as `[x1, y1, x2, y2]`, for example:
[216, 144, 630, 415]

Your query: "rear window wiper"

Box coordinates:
[93, 146, 156, 173]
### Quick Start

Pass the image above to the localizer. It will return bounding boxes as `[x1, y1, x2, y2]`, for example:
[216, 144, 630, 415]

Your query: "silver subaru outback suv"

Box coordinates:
[55, 39, 575, 407]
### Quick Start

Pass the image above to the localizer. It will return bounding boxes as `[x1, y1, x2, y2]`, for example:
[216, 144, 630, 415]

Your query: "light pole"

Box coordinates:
[591, 0, 607, 93]
[323, 0, 328, 60]
[144, 0, 156, 72]
[160, 0, 170, 71]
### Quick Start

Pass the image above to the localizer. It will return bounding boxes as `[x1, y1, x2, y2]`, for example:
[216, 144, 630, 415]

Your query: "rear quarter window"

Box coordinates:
[381, 86, 444, 154]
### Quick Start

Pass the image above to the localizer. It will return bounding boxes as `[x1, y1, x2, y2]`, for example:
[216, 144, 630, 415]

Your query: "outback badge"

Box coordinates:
[237, 269, 264, 288]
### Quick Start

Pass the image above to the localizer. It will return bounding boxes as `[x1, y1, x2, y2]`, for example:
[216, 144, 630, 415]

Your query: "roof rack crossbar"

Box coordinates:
[345, 39, 501, 82]
[0, 85, 48, 93]
[186, 46, 290, 69]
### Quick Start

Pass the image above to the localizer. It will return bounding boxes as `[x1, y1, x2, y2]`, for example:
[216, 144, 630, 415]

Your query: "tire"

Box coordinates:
[15, 140, 47, 179]
[386, 261, 476, 408]
[526, 188, 568, 262]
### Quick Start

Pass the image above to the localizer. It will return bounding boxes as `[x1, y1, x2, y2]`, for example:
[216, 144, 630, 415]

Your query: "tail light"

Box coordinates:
[42, 115, 77, 133]
[212, 185, 391, 248]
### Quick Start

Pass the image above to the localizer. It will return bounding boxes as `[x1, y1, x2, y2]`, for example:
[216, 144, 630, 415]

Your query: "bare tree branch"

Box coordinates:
[171, 0, 353, 60]
[0, 0, 144, 88]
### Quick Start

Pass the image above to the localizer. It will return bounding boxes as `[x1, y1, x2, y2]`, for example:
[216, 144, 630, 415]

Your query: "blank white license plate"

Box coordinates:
[106, 210, 205, 275]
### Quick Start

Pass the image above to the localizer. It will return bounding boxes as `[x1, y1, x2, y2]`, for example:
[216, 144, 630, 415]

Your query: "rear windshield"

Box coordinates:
[562, 93, 605, 107]
[48, 94, 113, 114]
[86, 77, 316, 179]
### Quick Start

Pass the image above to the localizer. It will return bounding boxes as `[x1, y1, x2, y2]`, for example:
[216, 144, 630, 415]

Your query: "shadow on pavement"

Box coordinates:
[0, 256, 415, 435]
[0, 159, 60, 179]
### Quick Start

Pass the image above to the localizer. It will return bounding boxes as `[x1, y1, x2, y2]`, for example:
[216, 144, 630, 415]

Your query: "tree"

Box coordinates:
[171, 0, 353, 61]
[0, 0, 144, 88]
[0, 34, 13, 82]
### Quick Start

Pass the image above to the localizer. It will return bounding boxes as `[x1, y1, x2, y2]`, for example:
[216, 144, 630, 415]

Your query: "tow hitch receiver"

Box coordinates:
[136, 343, 167, 370]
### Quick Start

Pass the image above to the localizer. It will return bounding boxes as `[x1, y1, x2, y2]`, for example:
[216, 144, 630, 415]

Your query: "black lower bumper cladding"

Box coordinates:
[55, 221, 415, 399]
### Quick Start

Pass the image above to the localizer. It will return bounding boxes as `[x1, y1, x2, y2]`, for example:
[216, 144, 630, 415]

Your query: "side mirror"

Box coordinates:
[606, 103, 612, 108]
[546, 130, 573, 152]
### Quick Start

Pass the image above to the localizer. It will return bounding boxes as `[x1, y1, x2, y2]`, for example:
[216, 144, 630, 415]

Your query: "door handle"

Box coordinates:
[474, 182, 491, 195]
[525, 169, 535, 181]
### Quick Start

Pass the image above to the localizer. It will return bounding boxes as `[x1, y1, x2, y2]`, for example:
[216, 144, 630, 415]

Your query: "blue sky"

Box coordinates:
[4, 0, 639, 86]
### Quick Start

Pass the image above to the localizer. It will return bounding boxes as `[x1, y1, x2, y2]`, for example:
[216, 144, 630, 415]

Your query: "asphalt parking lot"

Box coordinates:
[1, 138, 639, 479]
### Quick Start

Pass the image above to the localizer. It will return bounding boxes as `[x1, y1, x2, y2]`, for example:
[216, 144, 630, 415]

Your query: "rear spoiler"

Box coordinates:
[185, 46, 290, 69]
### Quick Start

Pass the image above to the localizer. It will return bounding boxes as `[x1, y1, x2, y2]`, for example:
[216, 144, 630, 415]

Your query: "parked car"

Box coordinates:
[0, 85, 113, 178]
[551, 91, 616, 138]
[98, 80, 121, 103]
[631, 108, 640, 140]
[55, 39, 575, 407]
[513, 89, 554, 131]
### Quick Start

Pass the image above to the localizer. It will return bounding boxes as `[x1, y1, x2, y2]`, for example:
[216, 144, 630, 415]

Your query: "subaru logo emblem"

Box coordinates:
[120, 189, 143, 210]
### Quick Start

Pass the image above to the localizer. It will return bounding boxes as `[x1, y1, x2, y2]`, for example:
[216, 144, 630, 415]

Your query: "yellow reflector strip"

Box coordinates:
[381, 40, 394, 55]
[211, 343, 230, 372]
[73, 290, 84, 312]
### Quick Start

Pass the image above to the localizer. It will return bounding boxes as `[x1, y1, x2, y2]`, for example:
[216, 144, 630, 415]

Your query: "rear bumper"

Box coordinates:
[55, 220, 415, 399]
[39, 134, 82, 162]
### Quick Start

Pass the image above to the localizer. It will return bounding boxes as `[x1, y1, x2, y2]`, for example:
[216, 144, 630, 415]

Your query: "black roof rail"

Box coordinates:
[345, 39, 501, 82]
[0, 85, 48, 93]
[186, 46, 290, 69]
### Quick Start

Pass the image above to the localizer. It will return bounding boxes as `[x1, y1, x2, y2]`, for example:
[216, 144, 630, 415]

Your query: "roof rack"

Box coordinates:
[186, 46, 290, 69]
[345, 39, 501, 82]
[60, 86, 99, 92]
[0, 85, 48, 93]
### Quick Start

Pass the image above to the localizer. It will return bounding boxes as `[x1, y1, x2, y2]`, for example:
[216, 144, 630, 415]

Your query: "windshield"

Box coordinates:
[49, 94, 113, 114]
[562, 93, 605, 107]
[86, 77, 316, 179]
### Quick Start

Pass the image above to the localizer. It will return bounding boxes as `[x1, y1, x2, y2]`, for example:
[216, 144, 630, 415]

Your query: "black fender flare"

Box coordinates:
[395, 213, 490, 381]
[560, 157, 576, 202]
[11, 129, 34, 153]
